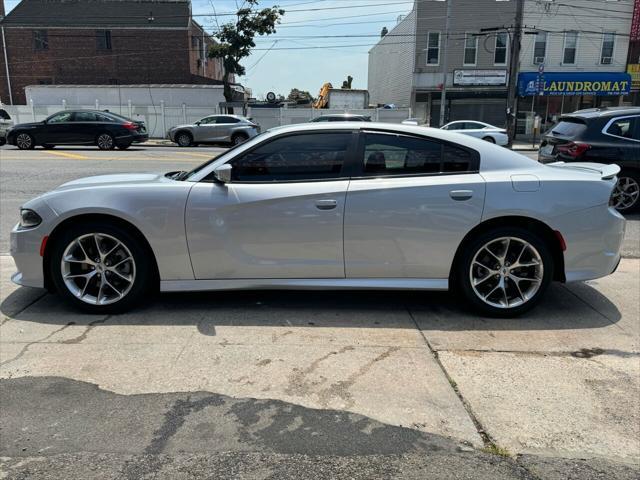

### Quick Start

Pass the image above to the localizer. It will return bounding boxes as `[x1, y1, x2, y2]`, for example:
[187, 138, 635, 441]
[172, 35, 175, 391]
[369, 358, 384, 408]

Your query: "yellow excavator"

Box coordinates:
[313, 82, 332, 109]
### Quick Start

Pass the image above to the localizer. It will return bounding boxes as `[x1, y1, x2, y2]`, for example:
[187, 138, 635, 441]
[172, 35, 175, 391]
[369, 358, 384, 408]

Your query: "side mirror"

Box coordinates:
[195, 121, 201, 126]
[213, 164, 232, 184]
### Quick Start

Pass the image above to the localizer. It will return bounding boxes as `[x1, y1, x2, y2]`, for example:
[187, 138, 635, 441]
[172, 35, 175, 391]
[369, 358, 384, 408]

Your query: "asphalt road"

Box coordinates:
[1, 144, 639, 479]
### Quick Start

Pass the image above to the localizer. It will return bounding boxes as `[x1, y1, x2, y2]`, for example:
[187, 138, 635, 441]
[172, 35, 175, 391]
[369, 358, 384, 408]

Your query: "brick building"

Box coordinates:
[0, 0, 231, 104]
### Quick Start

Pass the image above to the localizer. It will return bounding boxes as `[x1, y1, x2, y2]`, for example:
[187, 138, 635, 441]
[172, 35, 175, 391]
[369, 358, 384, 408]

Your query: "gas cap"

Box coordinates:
[511, 174, 541, 192]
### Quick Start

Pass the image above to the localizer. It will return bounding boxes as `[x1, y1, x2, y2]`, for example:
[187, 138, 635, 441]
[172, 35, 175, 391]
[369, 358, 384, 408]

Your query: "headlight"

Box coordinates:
[19, 209, 42, 228]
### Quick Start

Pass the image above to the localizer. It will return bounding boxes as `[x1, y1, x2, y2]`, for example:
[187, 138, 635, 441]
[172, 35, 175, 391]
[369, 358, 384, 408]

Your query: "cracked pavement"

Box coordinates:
[1, 148, 639, 478]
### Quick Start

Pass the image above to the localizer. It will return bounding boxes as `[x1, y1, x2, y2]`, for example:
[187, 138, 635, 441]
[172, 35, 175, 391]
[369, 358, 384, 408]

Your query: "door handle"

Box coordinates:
[315, 199, 338, 210]
[449, 190, 473, 201]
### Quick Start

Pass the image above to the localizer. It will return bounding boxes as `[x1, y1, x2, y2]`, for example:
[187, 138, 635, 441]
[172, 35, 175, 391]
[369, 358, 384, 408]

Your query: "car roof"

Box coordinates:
[563, 107, 640, 119]
[317, 114, 368, 118]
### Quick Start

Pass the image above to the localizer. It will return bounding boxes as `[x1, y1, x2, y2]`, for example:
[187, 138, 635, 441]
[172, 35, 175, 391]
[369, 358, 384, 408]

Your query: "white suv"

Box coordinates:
[0, 109, 14, 146]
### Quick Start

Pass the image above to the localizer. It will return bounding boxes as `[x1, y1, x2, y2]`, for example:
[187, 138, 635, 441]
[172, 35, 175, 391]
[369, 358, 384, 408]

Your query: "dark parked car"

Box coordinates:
[310, 114, 371, 122]
[6, 110, 148, 150]
[538, 107, 640, 213]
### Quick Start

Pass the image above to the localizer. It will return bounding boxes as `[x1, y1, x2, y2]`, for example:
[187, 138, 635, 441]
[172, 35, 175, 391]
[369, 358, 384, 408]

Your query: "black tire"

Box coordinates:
[42, 144, 56, 149]
[176, 131, 193, 147]
[611, 170, 640, 214]
[15, 132, 35, 150]
[116, 143, 132, 150]
[482, 136, 496, 143]
[49, 221, 154, 314]
[231, 133, 248, 146]
[455, 227, 554, 317]
[96, 132, 116, 150]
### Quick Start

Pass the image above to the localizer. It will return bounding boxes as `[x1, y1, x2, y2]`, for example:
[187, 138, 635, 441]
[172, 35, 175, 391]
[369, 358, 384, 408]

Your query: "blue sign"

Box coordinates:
[518, 72, 632, 96]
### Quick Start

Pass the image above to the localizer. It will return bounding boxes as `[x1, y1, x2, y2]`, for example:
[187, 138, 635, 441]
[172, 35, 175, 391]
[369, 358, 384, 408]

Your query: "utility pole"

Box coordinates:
[438, 0, 452, 127]
[505, 0, 524, 147]
[1, 26, 13, 105]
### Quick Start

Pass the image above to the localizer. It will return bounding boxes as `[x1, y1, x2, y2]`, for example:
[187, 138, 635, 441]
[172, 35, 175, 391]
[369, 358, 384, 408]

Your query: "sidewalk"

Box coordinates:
[511, 140, 539, 152]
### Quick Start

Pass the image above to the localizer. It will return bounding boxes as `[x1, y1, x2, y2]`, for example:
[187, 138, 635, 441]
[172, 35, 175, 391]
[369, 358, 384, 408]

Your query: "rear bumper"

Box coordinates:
[551, 205, 625, 283]
[118, 132, 148, 144]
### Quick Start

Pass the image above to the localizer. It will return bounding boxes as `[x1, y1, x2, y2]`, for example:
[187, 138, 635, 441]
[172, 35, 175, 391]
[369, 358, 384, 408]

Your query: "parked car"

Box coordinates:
[538, 107, 640, 213]
[441, 121, 509, 146]
[0, 108, 14, 146]
[11, 123, 624, 317]
[310, 114, 371, 122]
[168, 115, 259, 147]
[6, 110, 148, 150]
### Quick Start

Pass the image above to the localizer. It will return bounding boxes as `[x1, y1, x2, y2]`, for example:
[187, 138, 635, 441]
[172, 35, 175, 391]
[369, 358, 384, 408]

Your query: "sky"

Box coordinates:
[3, 0, 415, 99]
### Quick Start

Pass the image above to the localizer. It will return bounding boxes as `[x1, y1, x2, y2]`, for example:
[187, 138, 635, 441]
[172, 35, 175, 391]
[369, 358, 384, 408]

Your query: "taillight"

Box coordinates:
[557, 141, 590, 158]
[122, 121, 138, 131]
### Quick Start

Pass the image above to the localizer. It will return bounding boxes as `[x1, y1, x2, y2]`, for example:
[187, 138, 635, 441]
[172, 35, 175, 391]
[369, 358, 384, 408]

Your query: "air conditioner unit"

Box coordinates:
[534, 56, 545, 65]
[601, 57, 612, 65]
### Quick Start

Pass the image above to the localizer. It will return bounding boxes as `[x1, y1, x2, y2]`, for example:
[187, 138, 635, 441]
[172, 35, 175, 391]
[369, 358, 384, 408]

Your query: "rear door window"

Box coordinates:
[359, 132, 479, 176]
[216, 116, 240, 124]
[72, 112, 97, 122]
[606, 116, 640, 141]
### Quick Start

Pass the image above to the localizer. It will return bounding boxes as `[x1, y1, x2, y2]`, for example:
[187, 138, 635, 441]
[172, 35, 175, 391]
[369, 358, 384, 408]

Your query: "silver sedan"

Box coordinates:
[11, 123, 625, 317]
[168, 114, 259, 147]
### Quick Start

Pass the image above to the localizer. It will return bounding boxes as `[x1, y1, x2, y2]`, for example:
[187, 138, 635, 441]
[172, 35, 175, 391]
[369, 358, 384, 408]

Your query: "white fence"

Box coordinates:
[0, 102, 411, 139]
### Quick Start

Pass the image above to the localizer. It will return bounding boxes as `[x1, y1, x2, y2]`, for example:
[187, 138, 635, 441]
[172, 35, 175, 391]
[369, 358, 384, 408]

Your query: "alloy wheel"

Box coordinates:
[60, 233, 136, 305]
[97, 133, 114, 150]
[16, 133, 33, 149]
[611, 176, 639, 211]
[177, 134, 191, 147]
[469, 236, 544, 309]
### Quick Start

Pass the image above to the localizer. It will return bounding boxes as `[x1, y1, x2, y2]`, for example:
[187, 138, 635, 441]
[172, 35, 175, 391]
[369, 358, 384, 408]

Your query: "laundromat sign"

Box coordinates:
[518, 72, 632, 96]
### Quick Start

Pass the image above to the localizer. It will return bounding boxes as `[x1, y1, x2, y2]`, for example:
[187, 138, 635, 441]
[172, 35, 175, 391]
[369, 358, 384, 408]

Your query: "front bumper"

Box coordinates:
[551, 204, 625, 283]
[10, 222, 47, 288]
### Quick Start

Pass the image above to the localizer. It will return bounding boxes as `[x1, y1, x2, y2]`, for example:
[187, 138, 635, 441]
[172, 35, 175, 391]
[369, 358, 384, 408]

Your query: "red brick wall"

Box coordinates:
[0, 27, 220, 104]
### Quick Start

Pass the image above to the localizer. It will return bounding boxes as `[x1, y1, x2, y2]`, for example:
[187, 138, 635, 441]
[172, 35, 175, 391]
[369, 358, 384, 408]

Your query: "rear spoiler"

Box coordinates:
[547, 161, 620, 180]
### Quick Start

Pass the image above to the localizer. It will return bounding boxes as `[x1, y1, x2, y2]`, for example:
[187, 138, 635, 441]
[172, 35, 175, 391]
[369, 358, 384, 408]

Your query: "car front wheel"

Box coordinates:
[176, 132, 192, 147]
[50, 223, 154, 313]
[456, 227, 553, 317]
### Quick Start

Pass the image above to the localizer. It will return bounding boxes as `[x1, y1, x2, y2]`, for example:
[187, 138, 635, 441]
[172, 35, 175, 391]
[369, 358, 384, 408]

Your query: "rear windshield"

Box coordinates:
[550, 118, 587, 138]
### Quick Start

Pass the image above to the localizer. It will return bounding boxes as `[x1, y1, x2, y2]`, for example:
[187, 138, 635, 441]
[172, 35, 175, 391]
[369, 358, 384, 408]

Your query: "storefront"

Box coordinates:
[515, 72, 632, 136]
[414, 70, 509, 127]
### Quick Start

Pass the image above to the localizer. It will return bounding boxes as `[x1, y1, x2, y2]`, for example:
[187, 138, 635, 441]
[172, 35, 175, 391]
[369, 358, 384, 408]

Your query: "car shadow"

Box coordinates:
[1, 282, 622, 337]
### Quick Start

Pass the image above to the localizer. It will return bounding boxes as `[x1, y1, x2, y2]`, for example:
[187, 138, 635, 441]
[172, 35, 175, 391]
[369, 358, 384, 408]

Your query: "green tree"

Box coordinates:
[208, 0, 284, 107]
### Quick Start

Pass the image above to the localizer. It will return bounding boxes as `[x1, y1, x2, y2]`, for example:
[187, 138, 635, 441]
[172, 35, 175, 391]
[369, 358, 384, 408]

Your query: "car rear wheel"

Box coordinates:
[482, 136, 496, 143]
[611, 172, 640, 213]
[456, 227, 553, 317]
[232, 133, 248, 145]
[96, 133, 115, 150]
[16, 132, 35, 150]
[176, 132, 192, 147]
[50, 223, 153, 313]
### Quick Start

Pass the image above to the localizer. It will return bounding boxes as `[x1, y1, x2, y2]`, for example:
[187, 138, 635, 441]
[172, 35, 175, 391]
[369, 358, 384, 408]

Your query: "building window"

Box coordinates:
[96, 30, 112, 50]
[533, 31, 547, 64]
[463, 33, 477, 65]
[600, 32, 615, 64]
[34, 30, 48, 50]
[426, 32, 440, 65]
[494, 32, 508, 65]
[563, 31, 578, 64]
